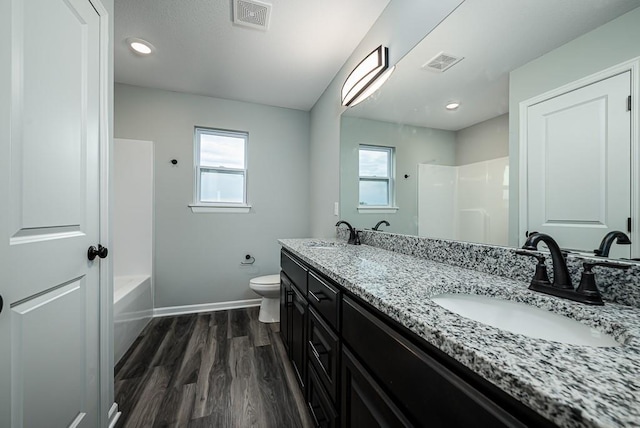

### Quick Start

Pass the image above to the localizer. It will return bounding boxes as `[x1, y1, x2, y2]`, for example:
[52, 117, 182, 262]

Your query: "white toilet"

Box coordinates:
[250, 274, 281, 323]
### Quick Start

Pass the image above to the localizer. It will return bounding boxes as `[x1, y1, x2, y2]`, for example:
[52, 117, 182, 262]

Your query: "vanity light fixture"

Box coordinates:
[445, 101, 460, 110]
[127, 38, 155, 55]
[342, 45, 394, 107]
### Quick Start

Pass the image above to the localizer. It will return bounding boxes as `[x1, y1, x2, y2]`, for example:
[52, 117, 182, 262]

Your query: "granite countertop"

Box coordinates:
[279, 238, 640, 428]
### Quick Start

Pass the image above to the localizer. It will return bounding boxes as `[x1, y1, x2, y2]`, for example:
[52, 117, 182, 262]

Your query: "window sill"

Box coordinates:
[189, 204, 252, 214]
[357, 206, 399, 214]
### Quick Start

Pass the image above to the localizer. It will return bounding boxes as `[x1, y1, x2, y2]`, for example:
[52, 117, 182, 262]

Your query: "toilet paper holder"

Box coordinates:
[241, 254, 255, 265]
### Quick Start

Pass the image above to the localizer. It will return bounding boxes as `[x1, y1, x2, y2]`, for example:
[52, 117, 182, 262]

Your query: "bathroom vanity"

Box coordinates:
[278, 238, 640, 427]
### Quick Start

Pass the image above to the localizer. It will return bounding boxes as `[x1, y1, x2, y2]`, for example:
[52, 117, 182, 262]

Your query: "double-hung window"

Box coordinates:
[192, 127, 250, 213]
[358, 145, 395, 209]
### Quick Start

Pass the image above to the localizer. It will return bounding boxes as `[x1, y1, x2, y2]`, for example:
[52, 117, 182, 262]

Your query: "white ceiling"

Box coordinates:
[114, 0, 390, 111]
[345, 0, 640, 131]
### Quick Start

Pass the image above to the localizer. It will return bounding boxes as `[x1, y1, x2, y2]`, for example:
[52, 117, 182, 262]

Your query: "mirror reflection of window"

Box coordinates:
[358, 145, 394, 207]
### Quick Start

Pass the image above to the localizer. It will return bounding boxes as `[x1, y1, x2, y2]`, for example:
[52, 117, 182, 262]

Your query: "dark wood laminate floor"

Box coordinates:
[115, 307, 314, 428]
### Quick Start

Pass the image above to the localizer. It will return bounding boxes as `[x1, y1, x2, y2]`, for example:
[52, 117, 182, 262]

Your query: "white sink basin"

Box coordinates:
[431, 293, 620, 347]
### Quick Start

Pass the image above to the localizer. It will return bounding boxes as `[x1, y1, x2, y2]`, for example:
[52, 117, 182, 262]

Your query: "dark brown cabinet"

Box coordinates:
[291, 284, 307, 392]
[280, 249, 555, 428]
[342, 296, 526, 428]
[342, 347, 413, 428]
[308, 271, 340, 330]
[308, 307, 340, 402]
[281, 250, 308, 294]
[279, 273, 292, 352]
[281, 250, 309, 393]
[308, 365, 339, 428]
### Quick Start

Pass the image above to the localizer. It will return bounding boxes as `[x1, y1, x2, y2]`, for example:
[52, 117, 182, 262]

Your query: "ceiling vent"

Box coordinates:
[233, 0, 271, 31]
[422, 52, 463, 72]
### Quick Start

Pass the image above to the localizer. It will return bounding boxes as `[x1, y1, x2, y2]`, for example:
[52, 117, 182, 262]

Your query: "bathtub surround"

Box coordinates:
[114, 139, 155, 362]
[113, 139, 153, 278]
[336, 228, 640, 309]
[418, 157, 509, 245]
[114, 276, 153, 363]
[114, 84, 310, 310]
[282, 238, 640, 427]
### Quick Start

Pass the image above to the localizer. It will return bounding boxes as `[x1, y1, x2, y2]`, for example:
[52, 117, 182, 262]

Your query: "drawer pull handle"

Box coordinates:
[309, 290, 328, 302]
[310, 341, 328, 360]
[310, 403, 329, 426]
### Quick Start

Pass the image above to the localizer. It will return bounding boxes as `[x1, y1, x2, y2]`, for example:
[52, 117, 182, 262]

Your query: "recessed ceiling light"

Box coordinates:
[127, 38, 155, 55]
[445, 101, 460, 110]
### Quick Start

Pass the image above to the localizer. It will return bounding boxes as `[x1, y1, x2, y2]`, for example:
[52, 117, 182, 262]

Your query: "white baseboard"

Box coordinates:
[153, 298, 262, 318]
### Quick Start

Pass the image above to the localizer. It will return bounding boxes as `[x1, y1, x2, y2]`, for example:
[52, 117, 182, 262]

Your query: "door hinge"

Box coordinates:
[628, 217, 632, 233]
[629, 95, 632, 112]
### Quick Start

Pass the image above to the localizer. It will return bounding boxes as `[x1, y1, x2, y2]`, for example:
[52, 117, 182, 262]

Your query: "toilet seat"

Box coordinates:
[249, 274, 280, 286]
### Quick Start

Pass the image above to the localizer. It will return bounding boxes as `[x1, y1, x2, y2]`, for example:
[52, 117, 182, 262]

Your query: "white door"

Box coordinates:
[0, 0, 103, 426]
[526, 71, 631, 258]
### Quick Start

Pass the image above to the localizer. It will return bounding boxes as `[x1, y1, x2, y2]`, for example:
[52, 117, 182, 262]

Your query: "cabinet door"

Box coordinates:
[342, 348, 413, 428]
[280, 273, 292, 352]
[291, 285, 307, 393]
[343, 297, 525, 427]
[308, 366, 339, 428]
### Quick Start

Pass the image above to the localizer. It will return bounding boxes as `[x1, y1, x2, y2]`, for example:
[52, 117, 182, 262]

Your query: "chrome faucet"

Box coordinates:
[594, 231, 631, 257]
[372, 220, 390, 231]
[336, 220, 360, 245]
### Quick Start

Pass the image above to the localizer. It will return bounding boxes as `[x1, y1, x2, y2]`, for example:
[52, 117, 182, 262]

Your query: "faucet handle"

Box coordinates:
[354, 230, 361, 246]
[515, 249, 545, 262]
[515, 250, 551, 286]
[575, 261, 631, 305]
[584, 261, 632, 270]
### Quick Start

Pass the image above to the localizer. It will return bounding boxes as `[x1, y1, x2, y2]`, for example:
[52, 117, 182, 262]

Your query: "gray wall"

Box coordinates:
[114, 84, 310, 308]
[340, 116, 456, 234]
[508, 7, 640, 246]
[455, 114, 509, 166]
[309, 0, 464, 238]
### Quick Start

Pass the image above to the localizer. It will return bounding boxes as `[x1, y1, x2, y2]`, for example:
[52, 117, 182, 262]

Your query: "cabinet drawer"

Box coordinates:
[281, 250, 308, 294]
[342, 297, 524, 428]
[308, 271, 340, 330]
[308, 307, 340, 402]
[308, 365, 338, 428]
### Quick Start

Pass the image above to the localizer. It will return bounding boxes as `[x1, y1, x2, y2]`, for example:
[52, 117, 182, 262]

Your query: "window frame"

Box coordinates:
[190, 127, 251, 213]
[358, 144, 397, 212]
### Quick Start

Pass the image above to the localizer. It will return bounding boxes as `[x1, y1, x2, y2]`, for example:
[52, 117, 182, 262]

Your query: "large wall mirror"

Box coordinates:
[340, 0, 640, 260]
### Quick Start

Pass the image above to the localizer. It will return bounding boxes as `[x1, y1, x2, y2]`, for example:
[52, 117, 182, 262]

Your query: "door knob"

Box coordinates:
[87, 245, 108, 261]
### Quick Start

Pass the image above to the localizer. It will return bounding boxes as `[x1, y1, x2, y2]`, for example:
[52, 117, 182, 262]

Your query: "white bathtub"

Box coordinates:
[114, 275, 153, 363]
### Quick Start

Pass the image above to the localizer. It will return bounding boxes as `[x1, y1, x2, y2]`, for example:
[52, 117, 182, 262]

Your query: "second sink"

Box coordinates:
[430, 293, 620, 347]
[304, 240, 347, 249]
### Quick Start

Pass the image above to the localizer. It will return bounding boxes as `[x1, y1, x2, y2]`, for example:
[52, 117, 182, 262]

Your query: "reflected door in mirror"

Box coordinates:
[525, 71, 631, 258]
